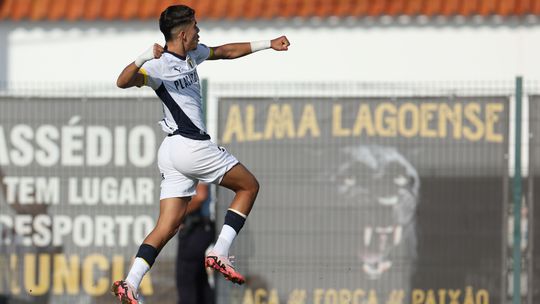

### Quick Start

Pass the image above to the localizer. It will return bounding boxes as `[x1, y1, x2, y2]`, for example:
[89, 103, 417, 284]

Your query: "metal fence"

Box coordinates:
[0, 79, 534, 304]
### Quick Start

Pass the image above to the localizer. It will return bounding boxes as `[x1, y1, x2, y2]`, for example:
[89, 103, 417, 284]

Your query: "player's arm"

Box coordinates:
[116, 63, 145, 89]
[208, 36, 290, 60]
[116, 43, 164, 89]
[186, 183, 209, 215]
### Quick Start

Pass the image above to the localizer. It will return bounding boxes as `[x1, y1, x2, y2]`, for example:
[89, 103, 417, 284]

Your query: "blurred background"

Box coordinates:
[0, 0, 539, 304]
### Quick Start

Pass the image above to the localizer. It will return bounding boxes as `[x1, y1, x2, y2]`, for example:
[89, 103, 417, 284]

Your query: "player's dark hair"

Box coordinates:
[159, 5, 195, 41]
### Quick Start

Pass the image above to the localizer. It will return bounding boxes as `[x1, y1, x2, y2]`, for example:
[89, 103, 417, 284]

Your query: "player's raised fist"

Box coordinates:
[135, 44, 163, 67]
[271, 36, 290, 51]
[153, 43, 165, 59]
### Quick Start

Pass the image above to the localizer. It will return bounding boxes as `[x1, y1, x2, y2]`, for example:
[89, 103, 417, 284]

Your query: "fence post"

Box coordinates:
[513, 76, 523, 304]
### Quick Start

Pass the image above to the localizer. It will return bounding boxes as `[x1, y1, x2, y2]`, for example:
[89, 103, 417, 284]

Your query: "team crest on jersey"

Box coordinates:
[187, 58, 194, 69]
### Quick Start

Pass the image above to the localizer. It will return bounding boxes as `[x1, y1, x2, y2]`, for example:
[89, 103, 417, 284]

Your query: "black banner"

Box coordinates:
[0, 97, 175, 303]
[217, 97, 508, 304]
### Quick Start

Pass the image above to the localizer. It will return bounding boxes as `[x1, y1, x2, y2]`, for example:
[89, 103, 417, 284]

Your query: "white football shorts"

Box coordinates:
[157, 135, 239, 199]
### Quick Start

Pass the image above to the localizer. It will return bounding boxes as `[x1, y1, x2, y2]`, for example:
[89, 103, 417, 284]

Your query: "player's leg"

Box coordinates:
[143, 197, 190, 250]
[185, 138, 257, 284]
[112, 136, 196, 303]
[112, 197, 190, 304]
[206, 163, 259, 284]
[219, 163, 259, 216]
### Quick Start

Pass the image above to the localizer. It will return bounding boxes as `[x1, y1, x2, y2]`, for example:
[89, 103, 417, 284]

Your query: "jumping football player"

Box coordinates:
[111, 4, 290, 304]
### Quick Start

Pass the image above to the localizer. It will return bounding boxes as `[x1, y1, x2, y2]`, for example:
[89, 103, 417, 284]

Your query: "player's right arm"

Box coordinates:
[116, 63, 145, 88]
[116, 43, 164, 89]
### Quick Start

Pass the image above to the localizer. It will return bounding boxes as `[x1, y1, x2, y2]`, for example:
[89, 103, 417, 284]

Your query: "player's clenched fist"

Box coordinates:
[271, 36, 290, 51]
[152, 43, 165, 58]
[135, 43, 164, 67]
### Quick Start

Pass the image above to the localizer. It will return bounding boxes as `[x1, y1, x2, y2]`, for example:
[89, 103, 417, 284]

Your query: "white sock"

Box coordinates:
[125, 257, 150, 290]
[211, 225, 237, 256]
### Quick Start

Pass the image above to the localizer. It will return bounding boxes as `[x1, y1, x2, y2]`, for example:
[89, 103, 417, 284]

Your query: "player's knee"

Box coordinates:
[254, 178, 260, 193]
[249, 177, 260, 197]
[237, 176, 259, 198]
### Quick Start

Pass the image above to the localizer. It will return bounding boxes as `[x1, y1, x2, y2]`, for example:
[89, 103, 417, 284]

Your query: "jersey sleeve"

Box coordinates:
[190, 44, 211, 64]
[138, 59, 163, 90]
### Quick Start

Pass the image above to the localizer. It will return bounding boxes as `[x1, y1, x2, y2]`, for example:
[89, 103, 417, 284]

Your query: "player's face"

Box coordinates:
[183, 20, 200, 51]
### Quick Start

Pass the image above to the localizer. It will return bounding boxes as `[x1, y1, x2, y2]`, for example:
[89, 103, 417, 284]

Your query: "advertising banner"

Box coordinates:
[0, 97, 175, 303]
[217, 96, 509, 304]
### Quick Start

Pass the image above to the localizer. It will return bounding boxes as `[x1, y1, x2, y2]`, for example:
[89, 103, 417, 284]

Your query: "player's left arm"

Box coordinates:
[207, 36, 290, 60]
[186, 183, 209, 215]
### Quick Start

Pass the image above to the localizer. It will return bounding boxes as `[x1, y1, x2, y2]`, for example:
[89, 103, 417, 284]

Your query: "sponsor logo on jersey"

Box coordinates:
[174, 71, 200, 91]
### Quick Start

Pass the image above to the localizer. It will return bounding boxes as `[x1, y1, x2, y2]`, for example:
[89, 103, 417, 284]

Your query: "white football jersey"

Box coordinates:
[140, 44, 211, 140]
